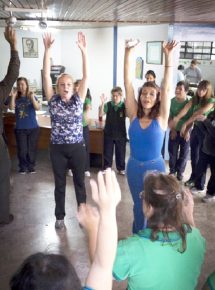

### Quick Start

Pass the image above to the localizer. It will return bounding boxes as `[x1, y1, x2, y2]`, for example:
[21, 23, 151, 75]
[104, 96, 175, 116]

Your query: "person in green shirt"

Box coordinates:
[202, 271, 215, 290]
[99, 86, 127, 175]
[112, 172, 205, 290]
[168, 81, 192, 181]
[173, 80, 215, 190]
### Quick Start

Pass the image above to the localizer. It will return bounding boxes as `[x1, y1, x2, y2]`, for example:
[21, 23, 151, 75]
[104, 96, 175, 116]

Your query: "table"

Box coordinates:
[3, 113, 104, 168]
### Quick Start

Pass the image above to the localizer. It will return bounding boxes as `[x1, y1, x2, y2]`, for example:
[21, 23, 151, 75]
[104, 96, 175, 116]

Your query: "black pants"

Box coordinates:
[195, 150, 213, 191]
[190, 125, 204, 181]
[0, 135, 11, 223]
[83, 125, 90, 171]
[50, 142, 86, 220]
[104, 136, 126, 171]
[15, 127, 40, 171]
[168, 131, 190, 177]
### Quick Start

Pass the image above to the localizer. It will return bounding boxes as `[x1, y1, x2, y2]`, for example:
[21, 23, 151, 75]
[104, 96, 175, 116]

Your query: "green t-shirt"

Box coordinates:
[113, 227, 205, 290]
[170, 97, 192, 131]
[104, 100, 123, 113]
[207, 271, 215, 290]
[192, 97, 215, 116]
[83, 97, 92, 127]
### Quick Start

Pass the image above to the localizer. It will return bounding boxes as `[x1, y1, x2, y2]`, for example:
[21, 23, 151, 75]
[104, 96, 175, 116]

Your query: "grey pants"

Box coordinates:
[0, 135, 11, 223]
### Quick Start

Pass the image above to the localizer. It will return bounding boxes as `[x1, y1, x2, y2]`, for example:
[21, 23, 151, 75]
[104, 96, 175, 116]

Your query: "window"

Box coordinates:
[180, 41, 215, 60]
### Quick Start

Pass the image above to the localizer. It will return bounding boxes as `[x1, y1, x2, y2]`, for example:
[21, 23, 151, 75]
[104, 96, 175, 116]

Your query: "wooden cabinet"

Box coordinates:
[3, 114, 104, 168]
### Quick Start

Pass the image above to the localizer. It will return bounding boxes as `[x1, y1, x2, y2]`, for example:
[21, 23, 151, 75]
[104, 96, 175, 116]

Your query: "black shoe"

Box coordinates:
[0, 214, 14, 227]
[28, 168, 36, 174]
[177, 174, 183, 181]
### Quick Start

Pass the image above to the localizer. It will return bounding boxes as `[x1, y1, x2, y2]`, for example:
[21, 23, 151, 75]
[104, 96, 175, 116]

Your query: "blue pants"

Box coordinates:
[15, 127, 40, 171]
[168, 131, 190, 177]
[126, 156, 166, 234]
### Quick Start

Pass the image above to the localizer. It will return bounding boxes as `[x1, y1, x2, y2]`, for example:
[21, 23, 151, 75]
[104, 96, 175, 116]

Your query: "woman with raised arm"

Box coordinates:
[42, 32, 88, 230]
[124, 39, 177, 233]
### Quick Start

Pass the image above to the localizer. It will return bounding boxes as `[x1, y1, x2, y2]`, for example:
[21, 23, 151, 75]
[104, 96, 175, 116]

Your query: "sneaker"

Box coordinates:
[28, 169, 36, 174]
[85, 171, 91, 177]
[67, 169, 73, 177]
[191, 187, 205, 195]
[202, 194, 215, 203]
[55, 220, 65, 230]
[19, 169, 26, 175]
[184, 179, 195, 187]
[118, 170, 125, 175]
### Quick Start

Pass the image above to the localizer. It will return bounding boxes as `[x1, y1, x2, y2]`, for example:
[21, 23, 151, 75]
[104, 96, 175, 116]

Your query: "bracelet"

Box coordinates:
[165, 65, 173, 67]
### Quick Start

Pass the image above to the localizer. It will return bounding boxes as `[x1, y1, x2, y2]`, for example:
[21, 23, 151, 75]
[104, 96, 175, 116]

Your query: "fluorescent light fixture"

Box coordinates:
[4, 7, 47, 14]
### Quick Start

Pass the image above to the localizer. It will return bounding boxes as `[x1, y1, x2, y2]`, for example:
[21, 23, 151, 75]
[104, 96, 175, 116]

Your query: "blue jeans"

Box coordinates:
[126, 156, 166, 234]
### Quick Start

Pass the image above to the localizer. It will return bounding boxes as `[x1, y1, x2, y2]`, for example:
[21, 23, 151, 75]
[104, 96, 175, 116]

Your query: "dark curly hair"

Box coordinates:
[137, 82, 160, 119]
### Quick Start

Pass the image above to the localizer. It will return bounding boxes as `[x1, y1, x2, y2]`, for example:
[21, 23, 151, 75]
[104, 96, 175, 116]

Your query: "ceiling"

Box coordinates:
[0, 0, 215, 29]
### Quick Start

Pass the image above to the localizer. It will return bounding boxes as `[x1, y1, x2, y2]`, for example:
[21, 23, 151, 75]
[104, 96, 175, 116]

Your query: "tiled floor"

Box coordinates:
[0, 148, 214, 290]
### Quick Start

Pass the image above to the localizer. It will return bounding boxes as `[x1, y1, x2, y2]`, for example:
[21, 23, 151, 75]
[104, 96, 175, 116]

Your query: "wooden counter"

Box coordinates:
[3, 113, 104, 168]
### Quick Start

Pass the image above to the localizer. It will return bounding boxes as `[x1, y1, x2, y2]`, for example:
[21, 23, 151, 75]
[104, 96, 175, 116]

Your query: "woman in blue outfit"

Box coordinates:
[124, 39, 177, 233]
[9, 77, 40, 174]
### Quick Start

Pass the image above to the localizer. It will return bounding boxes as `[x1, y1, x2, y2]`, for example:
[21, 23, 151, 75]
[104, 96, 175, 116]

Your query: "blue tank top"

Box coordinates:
[129, 118, 165, 162]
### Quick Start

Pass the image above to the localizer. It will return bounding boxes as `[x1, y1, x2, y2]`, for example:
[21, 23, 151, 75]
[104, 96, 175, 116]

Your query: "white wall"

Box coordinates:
[117, 24, 169, 97]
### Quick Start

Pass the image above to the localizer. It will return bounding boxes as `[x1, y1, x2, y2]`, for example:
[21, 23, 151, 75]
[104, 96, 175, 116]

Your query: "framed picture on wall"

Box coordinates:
[22, 37, 38, 58]
[146, 41, 163, 65]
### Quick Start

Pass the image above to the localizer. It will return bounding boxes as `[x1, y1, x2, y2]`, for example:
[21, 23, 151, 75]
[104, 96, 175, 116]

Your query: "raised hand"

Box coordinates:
[77, 204, 99, 232]
[100, 93, 107, 104]
[43, 33, 54, 50]
[77, 32, 87, 53]
[90, 169, 121, 213]
[125, 39, 140, 50]
[163, 40, 178, 55]
[4, 26, 17, 50]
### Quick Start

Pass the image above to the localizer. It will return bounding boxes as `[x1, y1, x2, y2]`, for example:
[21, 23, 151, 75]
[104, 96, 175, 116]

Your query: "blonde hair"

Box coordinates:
[56, 73, 74, 94]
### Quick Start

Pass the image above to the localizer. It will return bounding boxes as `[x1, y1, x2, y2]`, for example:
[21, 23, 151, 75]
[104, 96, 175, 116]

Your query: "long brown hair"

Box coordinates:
[16, 77, 29, 99]
[137, 82, 160, 119]
[192, 80, 214, 107]
[143, 172, 191, 253]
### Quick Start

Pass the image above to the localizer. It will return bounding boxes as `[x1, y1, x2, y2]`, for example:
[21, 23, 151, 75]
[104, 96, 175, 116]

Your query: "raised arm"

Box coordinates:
[42, 33, 54, 101]
[124, 40, 139, 122]
[0, 27, 20, 103]
[78, 169, 121, 290]
[76, 32, 88, 102]
[99, 94, 107, 117]
[28, 92, 41, 111]
[9, 89, 17, 110]
[159, 41, 178, 128]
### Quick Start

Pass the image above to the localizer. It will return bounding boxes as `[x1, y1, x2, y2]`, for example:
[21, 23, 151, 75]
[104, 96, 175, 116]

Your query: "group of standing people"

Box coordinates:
[1, 26, 214, 290]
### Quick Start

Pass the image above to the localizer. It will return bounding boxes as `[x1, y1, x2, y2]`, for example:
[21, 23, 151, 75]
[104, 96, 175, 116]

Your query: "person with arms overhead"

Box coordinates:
[42, 32, 88, 230]
[124, 39, 177, 233]
[0, 27, 20, 226]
